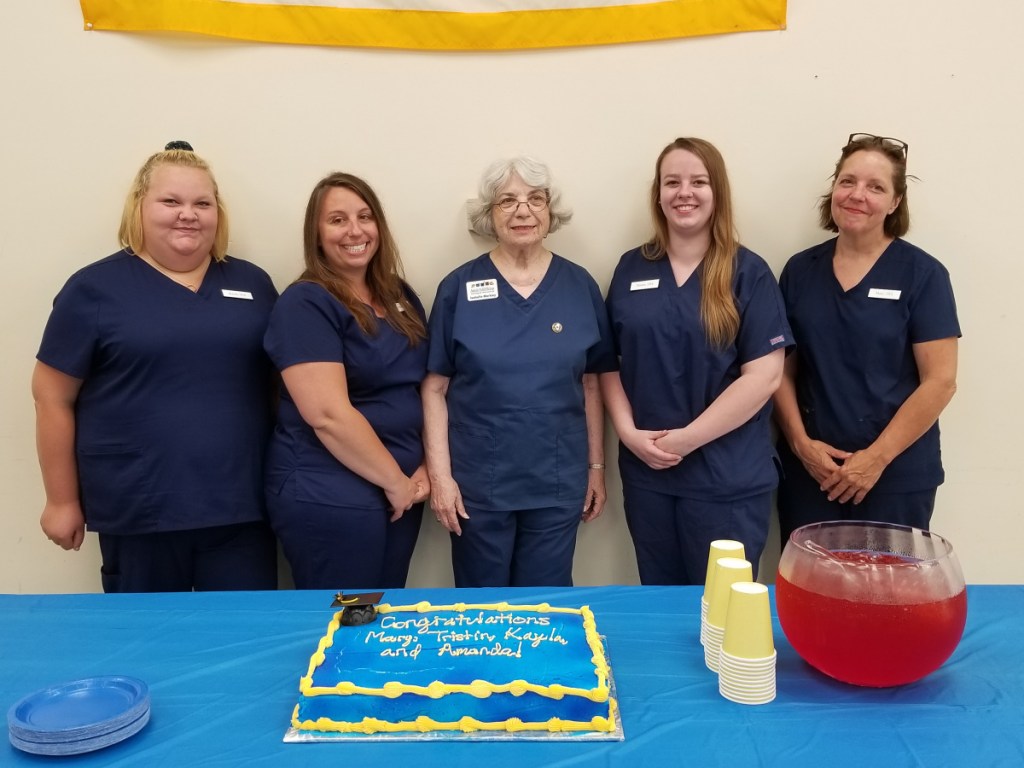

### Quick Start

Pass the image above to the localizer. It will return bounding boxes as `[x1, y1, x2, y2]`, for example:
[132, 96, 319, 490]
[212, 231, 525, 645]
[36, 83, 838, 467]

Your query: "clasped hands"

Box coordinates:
[386, 465, 431, 521]
[624, 427, 688, 470]
[794, 437, 887, 505]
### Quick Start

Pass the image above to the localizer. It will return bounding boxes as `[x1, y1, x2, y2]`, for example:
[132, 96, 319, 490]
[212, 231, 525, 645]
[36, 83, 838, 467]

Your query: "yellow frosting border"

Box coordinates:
[292, 697, 619, 734]
[293, 601, 616, 734]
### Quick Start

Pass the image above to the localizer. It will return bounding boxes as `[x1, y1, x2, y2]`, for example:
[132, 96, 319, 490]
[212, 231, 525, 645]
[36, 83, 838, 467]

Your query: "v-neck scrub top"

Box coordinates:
[36, 250, 278, 535]
[606, 246, 793, 501]
[427, 253, 616, 511]
[778, 237, 961, 492]
[263, 281, 428, 509]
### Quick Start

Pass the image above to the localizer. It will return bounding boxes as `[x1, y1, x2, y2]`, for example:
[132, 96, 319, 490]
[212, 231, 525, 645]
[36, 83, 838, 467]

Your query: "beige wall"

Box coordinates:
[1, 2, 1018, 592]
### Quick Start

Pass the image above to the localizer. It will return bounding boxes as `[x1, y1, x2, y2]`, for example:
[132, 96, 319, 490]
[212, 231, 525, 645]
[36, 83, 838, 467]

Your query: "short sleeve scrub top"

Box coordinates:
[606, 246, 794, 501]
[427, 254, 617, 511]
[777, 237, 961, 495]
[36, 250, 278, 534]
[263, 281, 429, 508]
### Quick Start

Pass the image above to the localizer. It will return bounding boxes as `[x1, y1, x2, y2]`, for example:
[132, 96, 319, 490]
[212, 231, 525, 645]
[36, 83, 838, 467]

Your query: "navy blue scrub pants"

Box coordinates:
[623, 485, 771, 585]
[776, 456, 937, 547]
[98, 521, 277, 593]
[451, 504, 581, 588]
[266, 477, 423, 590]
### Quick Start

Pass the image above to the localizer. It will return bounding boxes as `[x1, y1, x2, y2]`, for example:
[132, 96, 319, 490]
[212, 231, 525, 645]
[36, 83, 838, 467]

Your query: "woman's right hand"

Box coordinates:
[623, 428, 682, 470]
[40, 500, 85, 551]
[386, 476, 420, 522]
[429, 474, 469, 536]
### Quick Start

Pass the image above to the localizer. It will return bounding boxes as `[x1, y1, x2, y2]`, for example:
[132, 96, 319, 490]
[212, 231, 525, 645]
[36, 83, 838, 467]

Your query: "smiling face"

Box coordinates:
[830, 149, 901, 238]
[658, 149, 714, 238]
[491, 173, 550, 249]
[140, 164, 218, 268]
[317, 186, 379, 280]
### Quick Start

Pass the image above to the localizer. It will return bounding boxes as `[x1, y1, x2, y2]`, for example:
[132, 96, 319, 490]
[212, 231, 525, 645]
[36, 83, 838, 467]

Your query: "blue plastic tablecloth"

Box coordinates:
[3, 585, 1023, 767]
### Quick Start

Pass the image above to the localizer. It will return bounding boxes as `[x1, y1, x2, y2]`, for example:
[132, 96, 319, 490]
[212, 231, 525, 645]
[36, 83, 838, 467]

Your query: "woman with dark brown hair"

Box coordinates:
[602, 137, 792, 584]
[263, 172, 429, 589]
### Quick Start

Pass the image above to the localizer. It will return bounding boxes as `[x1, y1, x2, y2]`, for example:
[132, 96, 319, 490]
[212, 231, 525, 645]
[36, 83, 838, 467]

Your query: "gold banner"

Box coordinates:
[79, 0, 787, 51]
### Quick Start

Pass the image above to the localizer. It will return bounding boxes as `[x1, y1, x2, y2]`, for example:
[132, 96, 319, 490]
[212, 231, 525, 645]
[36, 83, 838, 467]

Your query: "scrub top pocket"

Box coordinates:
[449, 422, 496, 506]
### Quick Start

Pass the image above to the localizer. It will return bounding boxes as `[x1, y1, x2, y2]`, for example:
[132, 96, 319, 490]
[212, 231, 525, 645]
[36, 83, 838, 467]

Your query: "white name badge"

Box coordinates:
[222, 289, 254, 300]
[630, 279, 660, 291]
[868, 288, 901, 301]
[466, 279, 499, 301]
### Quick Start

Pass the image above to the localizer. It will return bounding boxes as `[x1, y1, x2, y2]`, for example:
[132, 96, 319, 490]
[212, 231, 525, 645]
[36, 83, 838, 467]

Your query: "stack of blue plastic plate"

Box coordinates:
[7, 676, 150, 756]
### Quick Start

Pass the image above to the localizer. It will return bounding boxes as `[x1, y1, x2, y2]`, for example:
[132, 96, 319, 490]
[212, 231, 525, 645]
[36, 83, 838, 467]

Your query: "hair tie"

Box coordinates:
[164, 140, 194, 151]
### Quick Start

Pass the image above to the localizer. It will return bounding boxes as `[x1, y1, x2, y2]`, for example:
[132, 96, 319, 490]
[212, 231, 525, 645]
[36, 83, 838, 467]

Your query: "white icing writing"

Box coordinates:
[368, 611, 567, 660]
[366, 630, 417, 647]
[438, 641, 523, 658]
[504, 626, 568, 648]
[381, 644, 422, 659]
[380, 612, 550, 632]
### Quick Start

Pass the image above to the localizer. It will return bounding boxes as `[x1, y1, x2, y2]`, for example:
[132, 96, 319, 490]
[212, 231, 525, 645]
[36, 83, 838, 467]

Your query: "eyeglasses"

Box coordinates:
[846, 133, 909, 159]
[494, 193, 549, 213]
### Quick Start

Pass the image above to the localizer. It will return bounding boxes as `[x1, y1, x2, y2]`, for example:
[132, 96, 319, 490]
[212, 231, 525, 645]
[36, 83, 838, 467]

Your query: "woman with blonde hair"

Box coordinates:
[33, 141, 278, 592]
[601, 137, 792, 584]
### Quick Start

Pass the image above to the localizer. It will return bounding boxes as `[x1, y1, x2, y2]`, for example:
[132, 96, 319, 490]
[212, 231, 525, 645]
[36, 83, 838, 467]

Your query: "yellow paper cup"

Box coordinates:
[703, 540, 746, 599]
[721, 582, 775, 659]
[706, 557, 753, 629]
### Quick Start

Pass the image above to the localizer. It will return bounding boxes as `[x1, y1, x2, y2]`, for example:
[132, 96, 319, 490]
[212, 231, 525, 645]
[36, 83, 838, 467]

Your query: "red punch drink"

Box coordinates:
[776, 525, 967, 687]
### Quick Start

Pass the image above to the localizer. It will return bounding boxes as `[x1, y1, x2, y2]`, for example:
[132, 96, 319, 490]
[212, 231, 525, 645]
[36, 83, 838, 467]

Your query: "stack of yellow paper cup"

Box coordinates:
[704, 557, 752, 671]
[701, 540, 745, 647]
[718, 582, 776, 705]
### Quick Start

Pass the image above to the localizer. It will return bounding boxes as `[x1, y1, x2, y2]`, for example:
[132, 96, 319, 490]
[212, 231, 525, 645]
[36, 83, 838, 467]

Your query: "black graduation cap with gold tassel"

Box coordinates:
[331, 591, 384, 626]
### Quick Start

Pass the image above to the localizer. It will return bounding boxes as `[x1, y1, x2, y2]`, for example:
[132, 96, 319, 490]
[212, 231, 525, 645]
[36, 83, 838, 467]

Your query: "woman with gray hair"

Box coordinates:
[422, 157, 616, 587]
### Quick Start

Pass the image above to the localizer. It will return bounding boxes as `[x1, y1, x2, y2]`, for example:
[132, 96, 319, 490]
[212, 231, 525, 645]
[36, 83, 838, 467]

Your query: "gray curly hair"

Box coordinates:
[467, 156, 573, 238]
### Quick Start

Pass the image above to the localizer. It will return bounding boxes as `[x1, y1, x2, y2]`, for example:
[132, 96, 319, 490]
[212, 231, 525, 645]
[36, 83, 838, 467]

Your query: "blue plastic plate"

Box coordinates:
[9, 706, 150, 756]
[7, 676, 149, 742]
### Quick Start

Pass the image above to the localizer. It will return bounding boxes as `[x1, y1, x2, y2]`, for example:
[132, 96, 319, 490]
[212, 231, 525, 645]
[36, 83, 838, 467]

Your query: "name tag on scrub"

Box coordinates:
[868, 288, 901, 300]
[466, 279, 499, 301]
[222, 289, 254, 300]
[630, 279, 659, 291]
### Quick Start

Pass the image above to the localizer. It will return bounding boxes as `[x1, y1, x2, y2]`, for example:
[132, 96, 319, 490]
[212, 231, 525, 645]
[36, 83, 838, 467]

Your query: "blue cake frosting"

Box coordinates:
[292, 600, 616, 734]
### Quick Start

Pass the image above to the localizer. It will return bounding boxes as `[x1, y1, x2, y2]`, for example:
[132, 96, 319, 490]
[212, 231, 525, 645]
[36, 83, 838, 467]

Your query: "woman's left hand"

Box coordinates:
[582, 468, 606, 522]
[819, 448, 887, 504]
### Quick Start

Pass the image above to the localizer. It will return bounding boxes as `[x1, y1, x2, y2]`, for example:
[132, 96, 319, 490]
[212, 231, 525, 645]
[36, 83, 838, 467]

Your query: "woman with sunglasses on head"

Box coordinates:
[602, 137, 792, 585]
[773, 134, 960, 545]
[422, 157, 616, 587]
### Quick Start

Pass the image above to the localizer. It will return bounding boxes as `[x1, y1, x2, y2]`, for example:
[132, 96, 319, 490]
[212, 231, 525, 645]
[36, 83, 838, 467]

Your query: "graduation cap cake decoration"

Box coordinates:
[331, 591, 384, 626]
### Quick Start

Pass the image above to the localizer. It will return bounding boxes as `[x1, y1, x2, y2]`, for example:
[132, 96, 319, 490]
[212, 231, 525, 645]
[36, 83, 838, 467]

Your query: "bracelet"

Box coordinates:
[588, 463, 605, 470]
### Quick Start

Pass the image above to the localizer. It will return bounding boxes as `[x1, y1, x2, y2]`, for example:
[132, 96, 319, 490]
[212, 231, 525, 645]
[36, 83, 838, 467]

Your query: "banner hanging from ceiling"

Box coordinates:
[79, 0, 787, 51]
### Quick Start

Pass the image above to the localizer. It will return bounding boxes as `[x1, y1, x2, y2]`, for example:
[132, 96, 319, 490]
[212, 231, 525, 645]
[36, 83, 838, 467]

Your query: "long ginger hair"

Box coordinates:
[642, 137, 740, 349]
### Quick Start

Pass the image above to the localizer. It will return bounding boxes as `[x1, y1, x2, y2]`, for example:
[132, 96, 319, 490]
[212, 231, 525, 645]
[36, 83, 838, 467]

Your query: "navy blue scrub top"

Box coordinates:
[606, 246, 792, 501]
[779, 237, 961, 492]
[263, 281, 428, 509]
[36, 250, 278, 534]
[427, 253, 616, 511]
